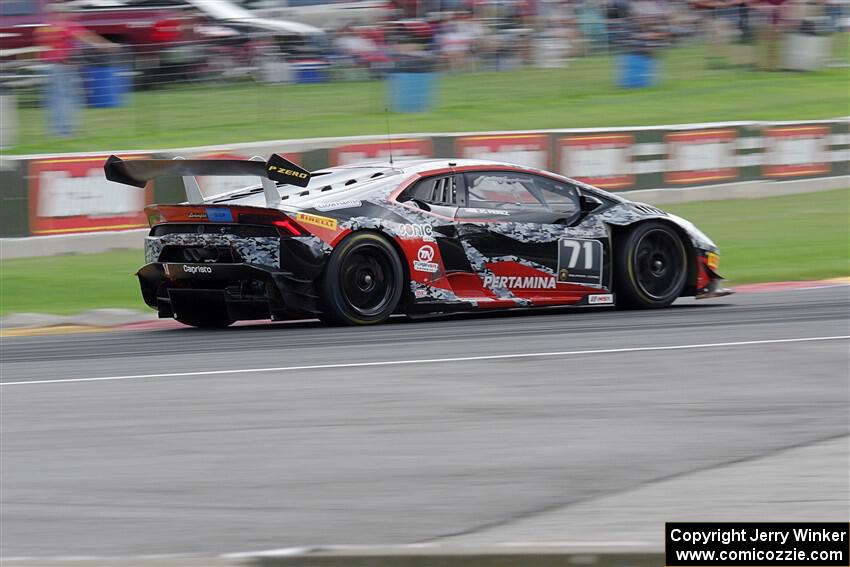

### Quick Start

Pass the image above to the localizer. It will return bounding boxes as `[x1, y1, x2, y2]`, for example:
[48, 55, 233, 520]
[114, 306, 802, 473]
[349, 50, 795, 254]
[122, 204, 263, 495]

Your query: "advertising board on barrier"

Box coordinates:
[5, 118, 845, 238]
[28, 155, 153, 235]
[455, 134, 549, 170]
[665, 129, 738, 185]
[762, 125, 831, 178]
[558, 133, 634, 189]
[331, 138, 432, 166]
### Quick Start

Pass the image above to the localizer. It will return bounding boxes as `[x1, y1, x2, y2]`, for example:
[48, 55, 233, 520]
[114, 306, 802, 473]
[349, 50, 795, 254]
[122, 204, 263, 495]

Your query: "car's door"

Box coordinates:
[453, 170, 606, 305]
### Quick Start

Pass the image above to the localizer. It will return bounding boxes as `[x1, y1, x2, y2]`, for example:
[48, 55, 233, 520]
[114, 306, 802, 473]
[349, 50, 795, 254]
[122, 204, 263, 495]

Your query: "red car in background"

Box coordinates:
[0, 0, 208, 86]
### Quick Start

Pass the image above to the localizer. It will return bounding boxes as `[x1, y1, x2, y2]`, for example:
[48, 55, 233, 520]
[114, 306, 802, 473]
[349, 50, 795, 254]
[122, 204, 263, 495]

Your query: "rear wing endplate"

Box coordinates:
[103, 154, 313, 206]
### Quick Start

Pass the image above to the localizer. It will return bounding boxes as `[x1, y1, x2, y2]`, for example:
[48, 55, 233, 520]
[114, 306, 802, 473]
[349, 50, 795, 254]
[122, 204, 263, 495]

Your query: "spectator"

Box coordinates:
[754, 0, 787, 69]
[35, 3, 117, 138]
[824, 0, 848, 63]
[576, 0, 609, 54]
[334, 26, 391, 77]
[439, 15, 476, 72]
[692, 0, 740, 67]
[730, 0, 756, 67]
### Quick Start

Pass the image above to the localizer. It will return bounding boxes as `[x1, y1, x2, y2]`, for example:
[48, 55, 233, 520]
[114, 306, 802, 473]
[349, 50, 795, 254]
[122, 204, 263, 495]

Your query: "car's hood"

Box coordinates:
[184, 0, 324, 36]
[229, 16, 325, 36]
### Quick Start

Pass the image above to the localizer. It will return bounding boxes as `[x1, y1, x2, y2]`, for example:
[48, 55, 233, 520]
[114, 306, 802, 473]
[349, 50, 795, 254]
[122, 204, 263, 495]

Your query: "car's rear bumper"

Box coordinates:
[137, 262, 321, 322]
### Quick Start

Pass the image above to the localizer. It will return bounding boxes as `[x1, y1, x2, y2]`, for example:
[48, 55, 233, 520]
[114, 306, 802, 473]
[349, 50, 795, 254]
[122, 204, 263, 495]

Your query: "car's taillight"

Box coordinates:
[272, 218, 304, 237]
[238, 213, 305, 237]
[150, 19, 181, 43]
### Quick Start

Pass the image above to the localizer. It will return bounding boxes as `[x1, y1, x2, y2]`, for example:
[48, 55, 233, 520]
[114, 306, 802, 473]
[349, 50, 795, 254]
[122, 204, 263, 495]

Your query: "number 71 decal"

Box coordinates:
[557, 238, 604, 286]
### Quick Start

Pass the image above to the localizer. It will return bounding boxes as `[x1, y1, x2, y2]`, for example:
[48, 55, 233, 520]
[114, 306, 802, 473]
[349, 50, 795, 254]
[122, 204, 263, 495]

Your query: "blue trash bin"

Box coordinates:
[387, 54, 437, 113]
[292, 60, 329, 84]
[387, 72, 436, 113]
[82, 64, 130, 108]
[617, 53, 658, 88]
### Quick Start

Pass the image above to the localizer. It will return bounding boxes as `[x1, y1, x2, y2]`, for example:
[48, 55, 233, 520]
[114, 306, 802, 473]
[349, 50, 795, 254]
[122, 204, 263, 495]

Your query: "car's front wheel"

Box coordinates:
[319, 232, 405, 325]
[614, 221, 688, 308]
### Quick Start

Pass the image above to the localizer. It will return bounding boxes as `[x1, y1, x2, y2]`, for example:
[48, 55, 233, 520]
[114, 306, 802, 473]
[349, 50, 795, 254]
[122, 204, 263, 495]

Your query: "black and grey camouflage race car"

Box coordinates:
[105, 154, 730, 327]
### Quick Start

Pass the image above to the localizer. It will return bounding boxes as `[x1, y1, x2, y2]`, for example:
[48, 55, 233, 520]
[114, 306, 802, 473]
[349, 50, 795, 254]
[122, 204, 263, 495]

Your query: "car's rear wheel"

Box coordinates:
[614, 221, 688, 308]
[319, 232, 405, 325]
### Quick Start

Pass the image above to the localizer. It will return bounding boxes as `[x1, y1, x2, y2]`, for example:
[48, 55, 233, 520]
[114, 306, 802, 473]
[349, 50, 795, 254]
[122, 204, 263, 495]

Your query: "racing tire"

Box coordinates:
[319, 232, 405, 326]
[614, 221, 688, 309]
[175, 312, 235, 328]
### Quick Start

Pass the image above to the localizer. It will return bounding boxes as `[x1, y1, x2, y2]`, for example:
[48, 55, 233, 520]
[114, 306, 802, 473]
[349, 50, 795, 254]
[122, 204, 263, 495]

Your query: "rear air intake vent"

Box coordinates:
[159, 245, 244, 263]
[632, 203, 665, 216]
[150, 223, 278, 237]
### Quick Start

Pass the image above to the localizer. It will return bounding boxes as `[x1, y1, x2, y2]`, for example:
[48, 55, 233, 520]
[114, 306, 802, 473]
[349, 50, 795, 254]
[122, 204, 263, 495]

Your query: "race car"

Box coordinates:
[104, 154, 730, 327]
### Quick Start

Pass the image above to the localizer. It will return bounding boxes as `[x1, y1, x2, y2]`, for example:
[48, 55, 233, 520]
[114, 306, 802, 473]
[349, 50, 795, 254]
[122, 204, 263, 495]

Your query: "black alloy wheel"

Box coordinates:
[320, 232, 405, 325]
[615, 221, 688, 308]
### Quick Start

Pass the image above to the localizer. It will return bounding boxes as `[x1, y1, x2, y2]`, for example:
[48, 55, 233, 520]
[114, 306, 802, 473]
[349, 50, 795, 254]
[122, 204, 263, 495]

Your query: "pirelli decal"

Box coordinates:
[296, 212, 338, 231]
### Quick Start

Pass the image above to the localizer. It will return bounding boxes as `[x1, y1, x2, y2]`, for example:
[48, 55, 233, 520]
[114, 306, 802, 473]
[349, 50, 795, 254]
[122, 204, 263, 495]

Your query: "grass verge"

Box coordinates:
[0, 189, 847, 315]
[664, 189, 849, 284]
[11, 44, 850, 154]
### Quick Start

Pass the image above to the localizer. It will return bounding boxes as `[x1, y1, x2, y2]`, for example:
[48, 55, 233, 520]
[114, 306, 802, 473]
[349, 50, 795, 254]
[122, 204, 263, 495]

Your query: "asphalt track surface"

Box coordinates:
[1, 286, 848, 558]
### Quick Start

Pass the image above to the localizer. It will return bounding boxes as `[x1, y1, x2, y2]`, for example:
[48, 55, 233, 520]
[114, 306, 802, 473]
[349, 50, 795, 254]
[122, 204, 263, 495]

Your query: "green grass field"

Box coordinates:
[11, 44, 850, 154]
[1, 189, 846, 316]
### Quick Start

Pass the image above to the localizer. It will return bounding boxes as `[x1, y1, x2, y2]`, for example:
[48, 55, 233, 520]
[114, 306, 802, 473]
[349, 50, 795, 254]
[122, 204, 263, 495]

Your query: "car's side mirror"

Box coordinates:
[579, 194, 604, 213]
[410, 198, 431, 212]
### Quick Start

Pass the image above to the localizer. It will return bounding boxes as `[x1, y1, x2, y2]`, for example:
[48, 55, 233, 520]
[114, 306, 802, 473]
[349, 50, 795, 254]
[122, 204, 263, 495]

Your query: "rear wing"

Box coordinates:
[104, 154, 314, 207]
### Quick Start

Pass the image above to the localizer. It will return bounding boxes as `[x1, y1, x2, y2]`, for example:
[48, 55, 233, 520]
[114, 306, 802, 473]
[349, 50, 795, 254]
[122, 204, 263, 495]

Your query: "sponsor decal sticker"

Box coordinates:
[466, 208, 510, 216]
[187, 212, 207, 219]
[398, 224, 436, 240]
[417, 245, 434, 262]
[484, 274, 556, 289]
[587, 293, 614, 305]
[205, 208, 233, 222]
[267, 165, 309, 179]
[295, 212, 338, 231]
[181, 265, 213, 275]
[557, 238, 604, 286]
[316, 199, 362, 212]
[413, 244, 439, 273]
[706, 252, 720, 271]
